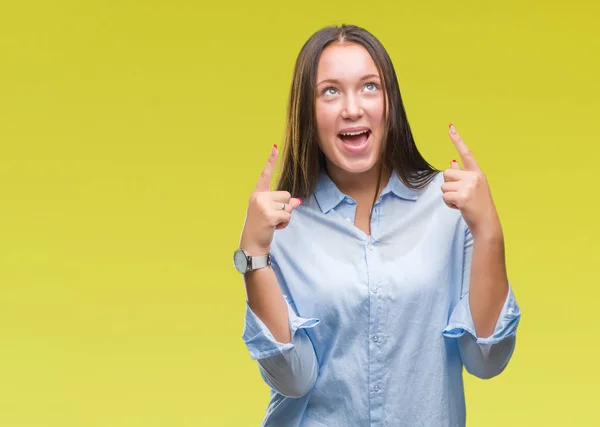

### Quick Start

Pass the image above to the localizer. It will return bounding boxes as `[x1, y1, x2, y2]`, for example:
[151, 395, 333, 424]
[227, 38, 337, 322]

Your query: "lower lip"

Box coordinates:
[338, 133, 371, 154]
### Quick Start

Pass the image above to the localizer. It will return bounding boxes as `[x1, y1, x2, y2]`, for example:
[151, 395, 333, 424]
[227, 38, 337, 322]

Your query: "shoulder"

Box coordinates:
[402, 170, 446, 200]
[270, 195, 322, 256]
[411, 171, 446, 207]
[409, 171, 468, 234]
[421, 170, 445, 192]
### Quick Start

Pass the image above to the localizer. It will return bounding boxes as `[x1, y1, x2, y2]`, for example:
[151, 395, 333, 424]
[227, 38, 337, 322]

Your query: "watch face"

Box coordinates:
[233, 249, 248, 273]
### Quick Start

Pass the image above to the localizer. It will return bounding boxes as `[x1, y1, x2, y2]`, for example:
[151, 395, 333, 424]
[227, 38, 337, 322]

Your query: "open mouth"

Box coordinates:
[338, 129, 371, 153]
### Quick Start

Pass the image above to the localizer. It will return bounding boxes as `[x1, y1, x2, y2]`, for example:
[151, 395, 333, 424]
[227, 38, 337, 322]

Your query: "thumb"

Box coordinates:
[289, 197, 303, 211]
[444, 159, 462, 183]
[446, 160, 461, 210]
[275, 198, 303, 230]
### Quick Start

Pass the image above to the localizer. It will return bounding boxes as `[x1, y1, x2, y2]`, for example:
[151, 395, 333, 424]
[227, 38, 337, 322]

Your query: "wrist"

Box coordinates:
[470, 210, 503, 241]
[472, 224, 504, 245]
[239, 242, 271, 257]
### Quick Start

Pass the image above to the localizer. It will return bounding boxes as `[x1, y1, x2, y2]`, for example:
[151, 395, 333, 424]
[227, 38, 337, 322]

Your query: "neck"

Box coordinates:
[326, 161, 392, 204]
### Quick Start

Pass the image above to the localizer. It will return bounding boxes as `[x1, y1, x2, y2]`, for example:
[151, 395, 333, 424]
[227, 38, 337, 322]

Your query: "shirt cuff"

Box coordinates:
[242, 297, 320, 360]
[442, 284, 521, 345]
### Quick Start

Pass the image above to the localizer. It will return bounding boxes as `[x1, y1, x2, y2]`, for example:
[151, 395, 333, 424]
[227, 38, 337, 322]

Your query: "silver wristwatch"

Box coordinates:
[233, 248, 271, 274]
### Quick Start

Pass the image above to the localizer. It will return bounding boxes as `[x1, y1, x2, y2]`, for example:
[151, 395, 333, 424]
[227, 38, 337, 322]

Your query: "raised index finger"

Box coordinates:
[448, 124, 480, 171]
[255, 144, 278, 192]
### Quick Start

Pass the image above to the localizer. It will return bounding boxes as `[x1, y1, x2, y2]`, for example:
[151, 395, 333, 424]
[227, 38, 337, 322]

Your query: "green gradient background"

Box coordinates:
[1, 1, 598, 426]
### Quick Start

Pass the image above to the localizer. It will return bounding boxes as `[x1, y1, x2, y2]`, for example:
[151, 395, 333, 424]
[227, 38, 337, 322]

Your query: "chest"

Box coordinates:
[353, 202, 372, 235]
[280, 213, 462, 326]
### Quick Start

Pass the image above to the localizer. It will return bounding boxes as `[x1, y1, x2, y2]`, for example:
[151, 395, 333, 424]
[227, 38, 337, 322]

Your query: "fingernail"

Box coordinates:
[274, 144, 278, 149]
[452, 159, 457, 163]
[450, 125, 457, 135]
[297, 198, 303, 204]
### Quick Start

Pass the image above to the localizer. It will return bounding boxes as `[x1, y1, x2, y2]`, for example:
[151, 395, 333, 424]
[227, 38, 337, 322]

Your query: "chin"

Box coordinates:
[333, 156, 379, 175]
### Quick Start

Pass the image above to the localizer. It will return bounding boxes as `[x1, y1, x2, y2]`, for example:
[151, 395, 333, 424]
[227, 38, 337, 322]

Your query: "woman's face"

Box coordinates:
[314, 42, 385, 176]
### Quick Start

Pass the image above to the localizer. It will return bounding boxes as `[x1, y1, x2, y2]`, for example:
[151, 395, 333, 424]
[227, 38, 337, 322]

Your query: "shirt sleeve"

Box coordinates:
[442, 217, 522, 379]
[242, 257, 321, 398]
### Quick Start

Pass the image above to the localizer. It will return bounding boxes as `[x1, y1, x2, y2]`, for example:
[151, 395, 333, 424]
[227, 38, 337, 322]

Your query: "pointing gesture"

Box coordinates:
[448, 124, 480, 172]
[240, 145, 303, 256]
[255, 145, 279, 193]
[441, 124, 501, 238]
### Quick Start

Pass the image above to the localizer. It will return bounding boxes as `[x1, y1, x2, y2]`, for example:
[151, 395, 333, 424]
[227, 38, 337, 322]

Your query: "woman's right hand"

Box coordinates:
[239, 144, 302, 256]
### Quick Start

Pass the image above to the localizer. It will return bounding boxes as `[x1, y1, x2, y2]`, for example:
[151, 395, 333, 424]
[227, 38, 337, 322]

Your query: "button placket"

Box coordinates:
[366, 232, 385, 423]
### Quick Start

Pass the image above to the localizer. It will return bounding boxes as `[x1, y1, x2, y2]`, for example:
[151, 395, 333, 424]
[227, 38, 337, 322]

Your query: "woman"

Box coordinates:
[233, 24, 521, 426]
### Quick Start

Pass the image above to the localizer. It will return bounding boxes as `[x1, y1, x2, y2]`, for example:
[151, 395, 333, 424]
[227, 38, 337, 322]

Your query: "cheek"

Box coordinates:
[365, 102, 385, 143]
[367, 99, 385, 124]
[315, 103, 339, 138]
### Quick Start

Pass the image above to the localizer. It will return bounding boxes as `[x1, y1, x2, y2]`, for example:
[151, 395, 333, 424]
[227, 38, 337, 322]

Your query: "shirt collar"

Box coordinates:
[314, 169, 419, 214]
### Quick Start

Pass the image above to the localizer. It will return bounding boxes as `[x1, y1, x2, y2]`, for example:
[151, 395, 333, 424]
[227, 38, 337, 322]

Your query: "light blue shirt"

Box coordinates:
[242, 169, 521, 427]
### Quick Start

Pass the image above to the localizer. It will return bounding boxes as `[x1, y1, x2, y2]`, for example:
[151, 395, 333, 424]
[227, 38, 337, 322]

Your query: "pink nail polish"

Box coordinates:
[452, 159, 457, 163]
[274, 144, 278, 149]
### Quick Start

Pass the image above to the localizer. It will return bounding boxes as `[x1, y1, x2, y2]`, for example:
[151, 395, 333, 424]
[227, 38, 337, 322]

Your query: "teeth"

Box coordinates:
[340, 130, 368, 136]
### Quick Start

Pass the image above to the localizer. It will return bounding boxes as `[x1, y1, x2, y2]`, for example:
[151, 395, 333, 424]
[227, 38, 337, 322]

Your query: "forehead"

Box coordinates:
[316, 42, 380, 81]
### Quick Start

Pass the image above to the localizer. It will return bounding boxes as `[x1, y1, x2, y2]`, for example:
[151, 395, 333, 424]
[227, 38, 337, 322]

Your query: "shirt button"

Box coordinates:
[375, 384, 381, 392]
[373, 335, 379, 342]
[367, 243, 374, 251]
[372, 286, 379, 293]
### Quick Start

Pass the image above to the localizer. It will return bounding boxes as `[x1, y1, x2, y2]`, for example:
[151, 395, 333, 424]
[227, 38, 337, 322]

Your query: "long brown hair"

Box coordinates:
[276, 24, 439, 209]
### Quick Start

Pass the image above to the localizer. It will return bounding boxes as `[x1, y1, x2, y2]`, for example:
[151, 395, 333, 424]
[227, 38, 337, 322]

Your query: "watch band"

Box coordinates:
[250, 253, 271, 271]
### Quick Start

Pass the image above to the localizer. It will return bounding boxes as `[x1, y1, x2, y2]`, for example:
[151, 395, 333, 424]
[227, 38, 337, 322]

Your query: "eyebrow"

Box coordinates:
[316, 74, 381, 86]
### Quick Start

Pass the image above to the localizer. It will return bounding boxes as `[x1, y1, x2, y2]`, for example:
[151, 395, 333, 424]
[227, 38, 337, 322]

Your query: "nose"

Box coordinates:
[341, 93, 363, 120]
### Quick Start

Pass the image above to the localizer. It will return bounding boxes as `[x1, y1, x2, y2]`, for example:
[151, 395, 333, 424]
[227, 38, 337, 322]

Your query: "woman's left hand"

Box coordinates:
[441, 124, 502, 239]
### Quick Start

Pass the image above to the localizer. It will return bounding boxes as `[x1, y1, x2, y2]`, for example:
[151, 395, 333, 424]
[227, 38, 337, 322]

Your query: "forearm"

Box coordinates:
[242, 256, 320, 398]
[244, 265, 291, 343]
[468, 221, 509, 338]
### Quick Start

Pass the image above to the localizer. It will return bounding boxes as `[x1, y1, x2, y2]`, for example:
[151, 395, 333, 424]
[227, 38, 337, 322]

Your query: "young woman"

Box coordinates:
[233, 24, 521, 427]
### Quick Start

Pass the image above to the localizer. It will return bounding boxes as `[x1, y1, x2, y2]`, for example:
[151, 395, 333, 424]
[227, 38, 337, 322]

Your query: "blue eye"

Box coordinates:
[324, 87, 338, 96]
[365, 83, 378, 91]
